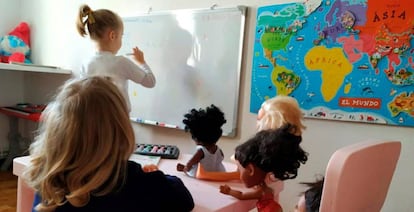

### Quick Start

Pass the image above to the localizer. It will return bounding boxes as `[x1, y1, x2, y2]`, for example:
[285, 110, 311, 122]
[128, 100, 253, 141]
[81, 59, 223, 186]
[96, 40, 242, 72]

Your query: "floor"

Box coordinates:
[0, 170, 17, 212]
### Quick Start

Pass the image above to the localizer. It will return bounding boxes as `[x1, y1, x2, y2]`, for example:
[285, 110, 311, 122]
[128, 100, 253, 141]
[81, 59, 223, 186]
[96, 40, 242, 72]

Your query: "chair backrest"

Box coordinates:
[319, 140, 401, 212]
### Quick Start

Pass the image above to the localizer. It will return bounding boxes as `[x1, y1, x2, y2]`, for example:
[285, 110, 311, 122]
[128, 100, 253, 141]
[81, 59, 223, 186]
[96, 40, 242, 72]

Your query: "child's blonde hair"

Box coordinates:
[257, 95, 306, 135]
[76, 4, 122, 41]
[24, 76, 135, 211]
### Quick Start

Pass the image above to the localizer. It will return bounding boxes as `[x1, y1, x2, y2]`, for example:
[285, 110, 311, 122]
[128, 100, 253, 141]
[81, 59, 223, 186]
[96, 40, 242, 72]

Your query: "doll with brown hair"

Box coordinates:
[176, 104, 227, 177]
[196, 95, 306, 181]
[220, 124, 308, 212]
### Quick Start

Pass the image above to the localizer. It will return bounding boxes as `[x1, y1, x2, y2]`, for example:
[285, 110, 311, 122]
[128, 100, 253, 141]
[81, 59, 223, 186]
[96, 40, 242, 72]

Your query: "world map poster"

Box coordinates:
[250, 0, 414, 127]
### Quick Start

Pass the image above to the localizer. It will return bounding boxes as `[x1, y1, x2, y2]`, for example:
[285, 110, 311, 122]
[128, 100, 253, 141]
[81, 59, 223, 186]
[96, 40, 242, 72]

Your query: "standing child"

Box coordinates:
[219, 124, 308, 212]
[24, 76, 194, 212]
[176, 104, 227, 177]
[76, 4, 156, 111]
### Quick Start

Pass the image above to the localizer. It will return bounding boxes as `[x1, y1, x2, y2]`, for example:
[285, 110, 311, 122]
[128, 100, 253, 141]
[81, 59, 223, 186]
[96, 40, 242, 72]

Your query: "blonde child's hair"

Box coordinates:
[257, 95, 306, 136]
[76, 4, 122, 40]
[24, 76, 135, 211]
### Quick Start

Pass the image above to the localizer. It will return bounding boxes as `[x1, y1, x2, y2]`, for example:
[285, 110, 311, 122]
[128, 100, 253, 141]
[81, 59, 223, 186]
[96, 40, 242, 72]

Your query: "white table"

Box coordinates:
[13, 154, 262, 212]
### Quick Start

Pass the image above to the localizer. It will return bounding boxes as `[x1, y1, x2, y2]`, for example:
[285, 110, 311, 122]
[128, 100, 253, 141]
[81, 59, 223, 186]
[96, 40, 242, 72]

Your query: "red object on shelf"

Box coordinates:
[0, 107, 42, 122]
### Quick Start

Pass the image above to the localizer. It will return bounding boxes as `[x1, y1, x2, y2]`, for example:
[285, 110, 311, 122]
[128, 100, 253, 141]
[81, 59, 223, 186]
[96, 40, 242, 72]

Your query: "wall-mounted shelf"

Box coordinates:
[0, 63, 72, 74]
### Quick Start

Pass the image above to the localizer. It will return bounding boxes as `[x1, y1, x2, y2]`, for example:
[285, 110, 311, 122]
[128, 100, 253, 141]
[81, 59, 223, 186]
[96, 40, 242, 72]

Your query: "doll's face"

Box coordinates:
[236, 161, 266, 188]
[294, 194, 306, 212]
[237, 161, 254, 188]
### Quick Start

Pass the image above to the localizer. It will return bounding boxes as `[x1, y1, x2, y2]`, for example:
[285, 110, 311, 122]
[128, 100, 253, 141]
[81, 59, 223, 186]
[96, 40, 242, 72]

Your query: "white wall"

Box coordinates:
[10, 0, 414, 211]
[0, 0, 22, 35]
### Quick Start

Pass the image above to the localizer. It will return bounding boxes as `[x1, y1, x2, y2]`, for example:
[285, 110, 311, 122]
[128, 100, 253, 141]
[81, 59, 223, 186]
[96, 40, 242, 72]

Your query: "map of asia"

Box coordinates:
[250, 0, 414, 127]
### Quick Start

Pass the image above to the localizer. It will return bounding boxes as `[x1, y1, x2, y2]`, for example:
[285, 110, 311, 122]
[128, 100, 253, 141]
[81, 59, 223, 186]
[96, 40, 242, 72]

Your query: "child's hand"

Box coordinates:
[219, 184, 231, 194]
[142, 164, 158, 172]
[132, 46, 146, 64]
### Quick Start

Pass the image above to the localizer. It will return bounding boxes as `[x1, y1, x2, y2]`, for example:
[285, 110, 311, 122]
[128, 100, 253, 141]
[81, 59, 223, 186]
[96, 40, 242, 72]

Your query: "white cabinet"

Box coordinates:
[0, 63, 72, 169]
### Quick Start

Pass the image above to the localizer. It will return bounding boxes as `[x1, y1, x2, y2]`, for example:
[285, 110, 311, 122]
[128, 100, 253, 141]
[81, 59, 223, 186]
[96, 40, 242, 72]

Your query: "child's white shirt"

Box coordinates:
[81, 51, 156, 111]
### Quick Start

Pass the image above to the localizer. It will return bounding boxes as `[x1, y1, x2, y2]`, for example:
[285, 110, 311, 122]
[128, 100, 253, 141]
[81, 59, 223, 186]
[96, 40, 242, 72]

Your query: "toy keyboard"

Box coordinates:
[134, 143, 180, 159]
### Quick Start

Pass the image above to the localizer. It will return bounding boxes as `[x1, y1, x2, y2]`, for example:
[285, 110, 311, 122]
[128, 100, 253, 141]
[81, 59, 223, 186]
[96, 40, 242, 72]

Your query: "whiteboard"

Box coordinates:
[119, 6, 247, 137]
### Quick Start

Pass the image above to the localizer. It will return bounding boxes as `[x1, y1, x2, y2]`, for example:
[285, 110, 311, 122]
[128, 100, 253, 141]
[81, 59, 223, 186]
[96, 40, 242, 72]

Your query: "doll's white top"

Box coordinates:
[187, 145, 226, 177]
[81, 51, 156, 111]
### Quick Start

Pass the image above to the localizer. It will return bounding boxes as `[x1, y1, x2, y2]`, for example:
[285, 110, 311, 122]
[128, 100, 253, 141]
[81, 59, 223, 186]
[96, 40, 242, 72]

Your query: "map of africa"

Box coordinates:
[250, 0, 414, 127]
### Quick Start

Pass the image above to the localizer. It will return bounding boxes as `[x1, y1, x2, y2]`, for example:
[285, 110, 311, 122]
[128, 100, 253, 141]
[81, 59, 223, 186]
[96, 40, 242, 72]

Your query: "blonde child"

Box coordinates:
[176, 104, 227, 177]
[220, 125, 308, 212]
[196, 95, 306, 181]
[24, 76, 194, 211]
[76, 4, 156, 111]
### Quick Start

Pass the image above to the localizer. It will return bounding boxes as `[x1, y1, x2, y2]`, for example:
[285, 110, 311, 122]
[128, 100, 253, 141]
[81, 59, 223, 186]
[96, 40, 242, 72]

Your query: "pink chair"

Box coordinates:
[319, 140, 401, 212]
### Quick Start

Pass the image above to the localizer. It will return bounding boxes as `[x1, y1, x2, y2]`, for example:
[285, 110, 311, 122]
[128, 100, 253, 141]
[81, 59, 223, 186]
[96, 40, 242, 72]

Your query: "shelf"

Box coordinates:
[0, 107, 41, 122]
[0, 63, 72, 74]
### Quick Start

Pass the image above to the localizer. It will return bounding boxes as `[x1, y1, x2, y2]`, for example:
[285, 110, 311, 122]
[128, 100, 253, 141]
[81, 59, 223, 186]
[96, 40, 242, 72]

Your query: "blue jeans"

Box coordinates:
[32, 192, 41, 212]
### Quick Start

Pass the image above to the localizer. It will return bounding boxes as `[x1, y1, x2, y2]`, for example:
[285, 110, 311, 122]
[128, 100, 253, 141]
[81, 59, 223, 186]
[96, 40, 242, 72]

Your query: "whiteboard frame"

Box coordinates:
[122, 6, 247, 137]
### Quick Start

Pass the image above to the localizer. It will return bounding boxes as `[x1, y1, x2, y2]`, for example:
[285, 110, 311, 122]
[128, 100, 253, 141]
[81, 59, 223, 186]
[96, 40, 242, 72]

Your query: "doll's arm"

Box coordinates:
[219, 184, 263, 200]
[195, 163, 240, 181]
[177, 149, 204, 172]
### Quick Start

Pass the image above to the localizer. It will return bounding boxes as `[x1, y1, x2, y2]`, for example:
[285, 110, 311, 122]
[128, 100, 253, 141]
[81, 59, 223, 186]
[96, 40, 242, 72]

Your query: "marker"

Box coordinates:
[158, 122, 180, 129]
[142, 119, 158, 125]
[130, 117, 180, 128]
[126, 53, 134, 56]
[130, 117, 143, 122]
[165, 124, 180, 129]
[151, 145, 159, 153]
[130, 117, 158, 125]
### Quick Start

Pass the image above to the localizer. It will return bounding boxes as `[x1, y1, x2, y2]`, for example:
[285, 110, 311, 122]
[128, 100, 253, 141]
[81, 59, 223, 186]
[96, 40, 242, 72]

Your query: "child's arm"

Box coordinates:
[163, 175, 195, 211]
[177, 149, 204, 172]
[124, 46, 156, 88]
[219, 184, 263, 200]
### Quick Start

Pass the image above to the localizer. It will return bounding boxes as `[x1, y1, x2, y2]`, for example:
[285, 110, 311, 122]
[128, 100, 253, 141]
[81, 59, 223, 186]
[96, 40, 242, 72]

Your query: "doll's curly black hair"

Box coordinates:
[235, 124, 308, 181]
[183, 104, 226, 145]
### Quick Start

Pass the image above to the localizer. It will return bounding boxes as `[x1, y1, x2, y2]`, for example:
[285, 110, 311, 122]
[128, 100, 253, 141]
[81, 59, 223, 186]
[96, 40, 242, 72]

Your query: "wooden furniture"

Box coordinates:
[320, 140, 401, 212]
[13, 154, 257, 212]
